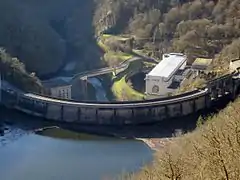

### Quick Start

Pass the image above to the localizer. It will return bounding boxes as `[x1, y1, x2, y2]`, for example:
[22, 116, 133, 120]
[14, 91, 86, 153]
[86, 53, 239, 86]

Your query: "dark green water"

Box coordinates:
[0, 111, 153, 180]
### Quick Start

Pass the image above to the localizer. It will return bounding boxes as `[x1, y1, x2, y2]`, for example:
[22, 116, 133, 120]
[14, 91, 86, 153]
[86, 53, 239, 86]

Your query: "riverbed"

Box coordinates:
[0, 110, 153, 180]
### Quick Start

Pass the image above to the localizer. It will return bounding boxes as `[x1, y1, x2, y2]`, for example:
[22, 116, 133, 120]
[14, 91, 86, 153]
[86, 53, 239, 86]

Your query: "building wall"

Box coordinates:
[145, 53, 187, 96]
[179, 61, 187, 70]
[145, 75, 173, 96]
[50, 85, 72, 99]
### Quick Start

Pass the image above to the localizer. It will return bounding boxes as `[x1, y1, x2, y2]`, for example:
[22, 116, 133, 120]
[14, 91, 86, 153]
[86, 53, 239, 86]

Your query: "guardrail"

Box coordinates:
[23, 88, 208, 108]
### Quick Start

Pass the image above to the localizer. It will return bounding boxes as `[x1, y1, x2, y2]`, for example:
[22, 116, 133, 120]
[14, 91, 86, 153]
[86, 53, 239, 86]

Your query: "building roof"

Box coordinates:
[42, 77, 72, 88]
[192, 58, 212, 70]
[147, 53, 187, 80]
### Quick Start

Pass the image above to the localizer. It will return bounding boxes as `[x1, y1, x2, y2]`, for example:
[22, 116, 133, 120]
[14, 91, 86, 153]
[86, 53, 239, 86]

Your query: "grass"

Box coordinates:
[98, 34, 133, 62]
[111, 59, 147, 101]
[97, 34, 147, 101]
[126, 98, 240, 180]
[117, 52, 133, 61]
[143, 61, 157, 68]
[111, 75, 146, 101]
[97, 39, 110, 52]
[102, 33, 131, 41]
[102, 34, 112, 38]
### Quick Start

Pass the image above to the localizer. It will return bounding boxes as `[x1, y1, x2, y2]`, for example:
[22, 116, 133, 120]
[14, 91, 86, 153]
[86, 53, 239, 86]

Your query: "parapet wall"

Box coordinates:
[1, 73, 238, 125]
[4, 90, 208, 125]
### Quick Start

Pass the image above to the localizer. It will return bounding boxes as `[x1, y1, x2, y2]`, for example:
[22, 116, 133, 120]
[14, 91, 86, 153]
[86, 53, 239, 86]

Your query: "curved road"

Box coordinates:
[71, 56, 150, 81]
[23, 88, 208, 108]
[42, 56, 156, 84]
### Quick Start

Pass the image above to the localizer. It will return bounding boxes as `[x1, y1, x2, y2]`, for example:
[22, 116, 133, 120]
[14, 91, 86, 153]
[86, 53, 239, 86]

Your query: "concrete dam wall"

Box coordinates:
[1, 73, 239, 125]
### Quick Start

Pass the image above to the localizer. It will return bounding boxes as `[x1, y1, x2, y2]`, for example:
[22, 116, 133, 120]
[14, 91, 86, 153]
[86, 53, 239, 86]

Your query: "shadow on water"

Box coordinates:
[0, 95, 234, 139]
[0, 95, 236, 180]
[0, 107, 154, 180]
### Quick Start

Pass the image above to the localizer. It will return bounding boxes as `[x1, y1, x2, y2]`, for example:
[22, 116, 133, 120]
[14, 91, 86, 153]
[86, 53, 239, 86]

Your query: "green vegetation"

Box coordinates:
[176, 76, 207, 94]
[94, 0, 240, 72]
[0, 1, 239, 179]
[94, 0, 240, 95]
[104, 51, 133, 65]
[98, 34, 133, 65]
[0, 0, 102, 76]
[93, 1, 240, 179]
[97, 34, 145, 101]
[111, 60, 146, 101]
[0, 48, 43, 93]
[112, 75, 145, 101]
[128, 98, 240, 180]
[133, 49, 160, 61]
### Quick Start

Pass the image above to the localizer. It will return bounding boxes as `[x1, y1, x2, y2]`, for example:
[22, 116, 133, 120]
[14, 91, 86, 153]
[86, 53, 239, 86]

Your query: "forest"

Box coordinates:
[94, 0, 240, 179]
[1, 0, 239, 92]
[0, 0, 240, 179]
[94, 0, 240, 70]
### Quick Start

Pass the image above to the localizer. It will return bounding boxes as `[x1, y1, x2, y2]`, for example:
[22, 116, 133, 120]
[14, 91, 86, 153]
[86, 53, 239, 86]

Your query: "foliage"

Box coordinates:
[94, 0, 240, 70]
[104, 51, 132, 66]
[0, 0, 102, 76]
[111, 75, 145, 101]
[111, 59, 146, 101]
[213, 38, 240, 74]
[176, 76, 207, 94]
[98, 34, 133, 67]
[129, 98, 240, 180]
[0, 48, 43, 92]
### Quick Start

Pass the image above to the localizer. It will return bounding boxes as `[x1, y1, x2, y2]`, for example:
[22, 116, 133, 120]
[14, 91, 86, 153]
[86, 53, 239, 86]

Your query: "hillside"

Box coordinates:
[0, 0, 102, 76]
[2, 0, 239, 84]
[92, 0, 240, 179]
[128, 98, 240, 180]
[0, 48, 43, 92]
[94, 0, 240, 73]
[0, 1, 240, 178]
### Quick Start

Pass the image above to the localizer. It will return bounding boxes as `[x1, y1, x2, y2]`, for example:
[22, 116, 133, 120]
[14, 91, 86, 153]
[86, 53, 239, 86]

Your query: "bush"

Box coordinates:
[130, 98, 240, 180]
[0, 48, 43, 93]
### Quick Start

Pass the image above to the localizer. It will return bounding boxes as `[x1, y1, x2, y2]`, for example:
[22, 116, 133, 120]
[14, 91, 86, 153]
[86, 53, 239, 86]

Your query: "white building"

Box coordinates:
[42, 77, 72, 100]
[145, 53, 187, 96]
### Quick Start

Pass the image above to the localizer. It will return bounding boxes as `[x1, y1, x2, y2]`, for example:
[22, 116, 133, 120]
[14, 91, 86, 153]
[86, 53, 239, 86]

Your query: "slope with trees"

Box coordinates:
[0, 0, 103, 77]
[93, 1, 240, 179]
[94, 0, 240, 74]
[0, 48, 42, 93]
[129, 98, 240, 180]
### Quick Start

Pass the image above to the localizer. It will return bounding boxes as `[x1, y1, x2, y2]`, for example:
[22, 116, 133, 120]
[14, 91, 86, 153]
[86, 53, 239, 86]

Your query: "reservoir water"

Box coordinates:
[0, 109, 153, 180]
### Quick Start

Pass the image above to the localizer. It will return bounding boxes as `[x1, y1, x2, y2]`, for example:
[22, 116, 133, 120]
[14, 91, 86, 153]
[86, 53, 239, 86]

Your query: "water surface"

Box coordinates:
[0, 115, 153, 180]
